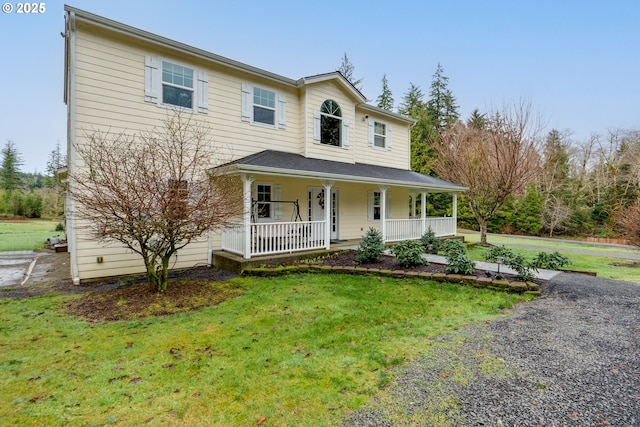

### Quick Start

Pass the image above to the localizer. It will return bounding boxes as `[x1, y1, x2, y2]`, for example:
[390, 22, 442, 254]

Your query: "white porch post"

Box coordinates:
[241, 174, 254, 259]
[379, 185, 388, 242]
[322, 180, 334, 249]
[452, 193, 458, 235]
[421, 191, 427, 235]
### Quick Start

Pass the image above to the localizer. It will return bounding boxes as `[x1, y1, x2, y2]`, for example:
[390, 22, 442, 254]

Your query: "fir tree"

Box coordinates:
[426, 63, 459, 131]
[337, 53, 363, 91]
[376, 74, 394, 111]
[0, 140, 23, 192]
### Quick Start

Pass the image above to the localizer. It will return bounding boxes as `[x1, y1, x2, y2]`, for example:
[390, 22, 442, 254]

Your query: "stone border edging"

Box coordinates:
[242, 264, 541, 295]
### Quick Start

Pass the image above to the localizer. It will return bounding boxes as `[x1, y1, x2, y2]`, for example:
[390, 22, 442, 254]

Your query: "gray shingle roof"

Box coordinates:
[220, 150, 466, 192]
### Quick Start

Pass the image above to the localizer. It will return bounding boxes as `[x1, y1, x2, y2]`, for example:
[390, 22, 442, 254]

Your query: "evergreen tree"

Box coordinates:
[376, 74, 394, 111]
[398, 83, 438, 175]
[46, 141, 67, 188]
[467, 109, 487, 129]
[0, 140, 23, 192]
[337, 53, 363, 91]
[426, 63, 459, 132]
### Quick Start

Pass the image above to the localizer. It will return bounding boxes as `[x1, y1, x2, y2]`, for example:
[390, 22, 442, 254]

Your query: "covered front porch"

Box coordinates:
[217, 150, 465, 260]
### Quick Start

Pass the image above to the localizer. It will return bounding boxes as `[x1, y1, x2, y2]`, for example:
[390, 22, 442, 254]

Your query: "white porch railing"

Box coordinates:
[385, 217, 456, 242]
[222, 221, 326, 257]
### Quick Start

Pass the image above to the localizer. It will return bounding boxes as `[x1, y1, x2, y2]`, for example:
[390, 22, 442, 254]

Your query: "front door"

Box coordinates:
[309, 187, 339, 241]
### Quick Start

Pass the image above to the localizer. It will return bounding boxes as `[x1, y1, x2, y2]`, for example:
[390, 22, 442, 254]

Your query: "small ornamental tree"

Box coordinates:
[70, 112, 243, 292]
[357, 227, 386, 263]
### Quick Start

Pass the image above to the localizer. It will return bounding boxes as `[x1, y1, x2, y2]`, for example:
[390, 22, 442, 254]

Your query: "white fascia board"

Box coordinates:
[229, 164, 466, 193]
[359, 104, 416, 124]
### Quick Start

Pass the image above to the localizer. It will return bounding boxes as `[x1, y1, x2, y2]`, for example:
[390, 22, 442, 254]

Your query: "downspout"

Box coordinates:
[65, 11, 80, 285]
[303, 86, 308, 157]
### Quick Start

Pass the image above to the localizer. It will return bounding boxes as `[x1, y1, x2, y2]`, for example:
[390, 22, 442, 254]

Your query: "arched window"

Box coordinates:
[320, 100, 342, 146]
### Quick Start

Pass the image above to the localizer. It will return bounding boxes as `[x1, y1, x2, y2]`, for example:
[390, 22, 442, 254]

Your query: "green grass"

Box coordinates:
[0, 219, 63, 251]
[0, 273, 530, 426]
[462, 233, 640, 283]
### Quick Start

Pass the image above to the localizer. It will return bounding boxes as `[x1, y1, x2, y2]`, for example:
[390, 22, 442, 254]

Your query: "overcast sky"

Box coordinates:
[1, 0, 638, 173]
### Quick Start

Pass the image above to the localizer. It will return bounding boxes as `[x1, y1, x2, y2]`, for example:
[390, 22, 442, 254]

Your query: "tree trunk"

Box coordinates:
[478, 219, 488, 246]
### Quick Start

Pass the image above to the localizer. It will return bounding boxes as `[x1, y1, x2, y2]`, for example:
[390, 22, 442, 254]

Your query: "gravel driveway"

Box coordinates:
[345, 273, 640, 426]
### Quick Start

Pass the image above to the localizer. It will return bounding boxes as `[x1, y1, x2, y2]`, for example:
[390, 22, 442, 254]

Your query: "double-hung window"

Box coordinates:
[144, 56, 208, 113]
[253, 87, 276, 125]
[368, 191, 391, 221]
[256, 184, 272, 219]
[161, 62, 193, 108]
[241, 84, 286, 128]
[368, 118, 392, 150]
[374, 122, 386, 148]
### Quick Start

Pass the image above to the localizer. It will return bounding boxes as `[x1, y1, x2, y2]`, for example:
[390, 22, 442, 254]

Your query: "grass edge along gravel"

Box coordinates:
[0, 273, 531, 426]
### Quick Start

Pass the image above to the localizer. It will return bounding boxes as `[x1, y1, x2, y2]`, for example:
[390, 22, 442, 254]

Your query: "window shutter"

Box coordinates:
[274, 185, 282, 219]
[367, 191, 374, 221]
[313, 111, 321, 143]
[342, 119, 350, 148]
[241, 83, 252, 122]
[196, 71, 208, 113]
[144, 56, 160, 103]
[277, 93, 286, 129]
[387, 125, 393, 150]
[367, 119, 374, 147]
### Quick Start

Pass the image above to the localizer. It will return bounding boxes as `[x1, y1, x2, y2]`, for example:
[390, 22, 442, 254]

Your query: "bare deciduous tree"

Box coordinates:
[70, 112, 242, 292]
[616, 201, 640, 246]
[434, 100, 543, 245]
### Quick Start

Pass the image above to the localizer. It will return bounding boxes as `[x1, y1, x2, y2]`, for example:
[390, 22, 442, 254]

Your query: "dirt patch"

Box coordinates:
[64, 278, 244, 322]
[610, 261, 640, 268]
[1, 251, 242, 322]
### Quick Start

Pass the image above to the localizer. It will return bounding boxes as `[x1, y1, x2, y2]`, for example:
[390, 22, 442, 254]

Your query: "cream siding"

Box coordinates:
[304, 82, 357, 164]
[353, 113, 411, 170]
[68, 12, 422, 282]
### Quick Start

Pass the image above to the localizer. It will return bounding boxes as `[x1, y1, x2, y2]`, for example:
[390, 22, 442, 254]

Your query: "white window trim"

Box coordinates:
[241, 83, 286, 129]
[313, 108, 350, 149]
[253, 182, 282, 222]
[367, 190, 391, 221]
[144, 56, 208, 113]
[368, 119, 392, 151]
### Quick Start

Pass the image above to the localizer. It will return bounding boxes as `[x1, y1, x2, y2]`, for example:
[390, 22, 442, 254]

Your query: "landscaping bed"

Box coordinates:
[243, 250, 542, 295]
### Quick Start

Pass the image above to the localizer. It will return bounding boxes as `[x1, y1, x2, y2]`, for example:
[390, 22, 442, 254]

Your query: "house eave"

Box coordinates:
[223, 163, 466, 193]
[64, 5, 298, 87]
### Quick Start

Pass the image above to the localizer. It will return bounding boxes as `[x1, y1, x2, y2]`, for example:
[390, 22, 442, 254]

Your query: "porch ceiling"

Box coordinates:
[217, 150, 467, 192]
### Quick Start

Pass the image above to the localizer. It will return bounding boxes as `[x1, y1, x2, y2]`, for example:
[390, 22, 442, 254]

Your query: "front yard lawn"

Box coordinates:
[0, 273, 530, 426]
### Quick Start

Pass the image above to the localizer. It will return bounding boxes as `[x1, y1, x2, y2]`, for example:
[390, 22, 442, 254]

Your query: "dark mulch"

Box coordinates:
[317, 250, 520, 281]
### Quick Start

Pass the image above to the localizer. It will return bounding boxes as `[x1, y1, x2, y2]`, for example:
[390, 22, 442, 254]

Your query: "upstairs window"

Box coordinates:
[241, 83, 286, 128]
[374, 122, 386, 148]
[367, 118, 393, 150]
[253, 87, 276, 125]
[162, 62, 194, 108]
[320, 100, 342, 146]
[145, 56, 208, 113]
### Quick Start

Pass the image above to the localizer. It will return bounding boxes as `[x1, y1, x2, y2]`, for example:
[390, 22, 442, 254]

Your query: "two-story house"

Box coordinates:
[63, 5, 466, 284]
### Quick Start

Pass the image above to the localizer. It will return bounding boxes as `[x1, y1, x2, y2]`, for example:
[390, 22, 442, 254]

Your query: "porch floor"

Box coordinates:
[212, 239, 361, 273]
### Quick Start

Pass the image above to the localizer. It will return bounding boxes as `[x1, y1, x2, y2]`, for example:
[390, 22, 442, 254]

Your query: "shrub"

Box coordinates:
[442, 239, 475, 275]
[356, 227, 386, 263]
[55, 222, 65, 232]
[484, 245, 514, 262]
[420, 227, 440, 254]
[530, 251, 571, 270]
[507, 253, 537, 282]
[485, 245, 537, 281]
[390, 240, 426, 268]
